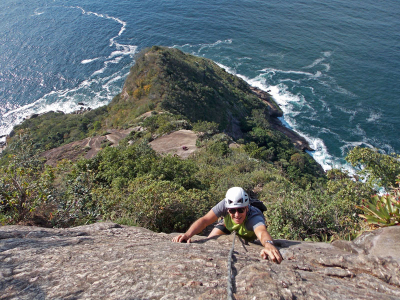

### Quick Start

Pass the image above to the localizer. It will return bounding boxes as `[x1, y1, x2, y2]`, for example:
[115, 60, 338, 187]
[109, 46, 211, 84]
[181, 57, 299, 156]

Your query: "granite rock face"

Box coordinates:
[1, 223, 399, 300]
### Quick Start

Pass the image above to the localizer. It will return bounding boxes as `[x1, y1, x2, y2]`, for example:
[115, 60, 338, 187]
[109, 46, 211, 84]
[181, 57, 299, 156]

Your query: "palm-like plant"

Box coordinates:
[357, 176, 400, 227]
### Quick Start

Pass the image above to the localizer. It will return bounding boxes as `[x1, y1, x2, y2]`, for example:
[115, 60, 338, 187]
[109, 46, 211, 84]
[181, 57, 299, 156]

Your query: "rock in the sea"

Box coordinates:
[0, 223, 399, 299]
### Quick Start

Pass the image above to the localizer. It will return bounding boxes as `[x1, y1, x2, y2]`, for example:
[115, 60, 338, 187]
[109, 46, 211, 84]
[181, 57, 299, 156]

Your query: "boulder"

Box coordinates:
[1, 223, 399, 299]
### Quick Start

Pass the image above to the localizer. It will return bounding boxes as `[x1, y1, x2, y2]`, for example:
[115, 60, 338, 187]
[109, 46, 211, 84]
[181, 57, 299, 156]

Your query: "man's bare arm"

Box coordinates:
[254, 225, 283, 264]
[172, 210, 218, 243]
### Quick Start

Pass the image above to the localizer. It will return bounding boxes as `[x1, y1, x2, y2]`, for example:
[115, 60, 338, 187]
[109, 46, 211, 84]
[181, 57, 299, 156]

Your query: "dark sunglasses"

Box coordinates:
[228, 207, 245, 214]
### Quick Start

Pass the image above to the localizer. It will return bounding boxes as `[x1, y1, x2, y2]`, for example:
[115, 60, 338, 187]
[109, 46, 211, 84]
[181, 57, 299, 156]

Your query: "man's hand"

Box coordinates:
[172, 233, 191, 243]
[260, 244, 283, 264]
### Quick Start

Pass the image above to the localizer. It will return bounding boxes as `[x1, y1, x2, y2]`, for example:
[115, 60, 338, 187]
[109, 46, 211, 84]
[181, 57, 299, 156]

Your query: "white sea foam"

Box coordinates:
[214, 63, 349, 171]
[340, 141, 375, 157]
[81, 58, 100, 64]
[304, 51, 332, 69]
[322, 63, 331, 72]
[181, 39, 233, 55]
[335, 105, 357, 122]
[32, 8, 45, 16]
[91, 67, 106, 76]
[366, 111, 381, 122]
[353, 124, 366, 137]
[304, 57, 326, 69]
[313, 71, 322, 78]
[266, 52, 285, 59]
[261, 67, 314, 77]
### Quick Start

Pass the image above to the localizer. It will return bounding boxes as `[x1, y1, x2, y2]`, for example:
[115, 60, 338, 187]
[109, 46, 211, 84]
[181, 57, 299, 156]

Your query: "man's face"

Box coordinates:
[228, 207, 248, 224]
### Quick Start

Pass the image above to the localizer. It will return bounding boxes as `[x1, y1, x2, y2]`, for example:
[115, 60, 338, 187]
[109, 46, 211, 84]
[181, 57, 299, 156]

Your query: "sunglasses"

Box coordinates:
[228, 207, 246, 214]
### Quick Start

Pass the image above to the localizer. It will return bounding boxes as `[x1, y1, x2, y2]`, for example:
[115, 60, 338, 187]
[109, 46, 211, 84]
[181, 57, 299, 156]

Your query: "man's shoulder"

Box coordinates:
[249, 205, 263, 216]
[247, 205, 265, 222]
[212, 199, 227, 217]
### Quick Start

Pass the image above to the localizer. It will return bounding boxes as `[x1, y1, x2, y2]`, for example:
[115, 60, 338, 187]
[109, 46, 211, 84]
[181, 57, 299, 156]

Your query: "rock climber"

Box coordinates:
[172, 187, 283, 264]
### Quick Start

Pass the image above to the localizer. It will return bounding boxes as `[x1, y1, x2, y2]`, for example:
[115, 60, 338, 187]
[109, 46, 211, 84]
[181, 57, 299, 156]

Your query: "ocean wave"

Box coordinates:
[32, 8, 45, 16]
[261, 67, 315, 77]
[366, 111, 381, 122]
[70, 6, 127, 48]
[304, 57, 326, 69]
[175, 39, 233, 56]
[322, 63, 331, 72]
[81, 58, 100, 64]
[340, 141, 375, 156]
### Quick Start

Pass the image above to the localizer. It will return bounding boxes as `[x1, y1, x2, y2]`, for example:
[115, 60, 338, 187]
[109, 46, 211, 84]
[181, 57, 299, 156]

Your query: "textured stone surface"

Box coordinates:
[1, 223, 399, 299]
[149, 130, 198, 159]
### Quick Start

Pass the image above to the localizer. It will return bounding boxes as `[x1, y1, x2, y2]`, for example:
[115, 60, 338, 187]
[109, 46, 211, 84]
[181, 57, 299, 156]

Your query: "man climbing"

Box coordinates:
[172, 187, 283, 264]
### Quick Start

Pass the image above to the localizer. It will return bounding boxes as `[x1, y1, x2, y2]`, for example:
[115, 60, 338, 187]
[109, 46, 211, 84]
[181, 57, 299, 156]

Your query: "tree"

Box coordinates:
[0, 136, 55, 224]
[346, 147, 400, 190]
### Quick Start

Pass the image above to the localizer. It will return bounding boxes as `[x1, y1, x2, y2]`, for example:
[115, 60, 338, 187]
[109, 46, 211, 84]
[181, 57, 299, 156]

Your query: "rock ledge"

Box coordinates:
[1, 223, 399, 299]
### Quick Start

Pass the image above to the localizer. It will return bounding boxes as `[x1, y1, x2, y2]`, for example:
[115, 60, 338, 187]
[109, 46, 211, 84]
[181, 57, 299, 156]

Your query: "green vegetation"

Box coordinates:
[356, 176, 400, 227]
[1, 46, 398, 242]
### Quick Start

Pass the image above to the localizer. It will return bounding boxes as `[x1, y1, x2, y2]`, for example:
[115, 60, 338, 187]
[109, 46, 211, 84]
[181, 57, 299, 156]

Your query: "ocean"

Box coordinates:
[1, 0, 399, 171]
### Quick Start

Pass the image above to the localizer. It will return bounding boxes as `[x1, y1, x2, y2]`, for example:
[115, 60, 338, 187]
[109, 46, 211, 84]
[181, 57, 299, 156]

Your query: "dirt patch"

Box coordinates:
[40, 128, 197, 166]
[41, 127, 141, 166]
[149, 129, 198, 159]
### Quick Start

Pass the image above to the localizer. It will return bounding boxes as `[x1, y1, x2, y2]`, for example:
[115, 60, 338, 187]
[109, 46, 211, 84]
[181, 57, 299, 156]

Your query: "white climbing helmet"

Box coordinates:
[224, 187, 249, 208]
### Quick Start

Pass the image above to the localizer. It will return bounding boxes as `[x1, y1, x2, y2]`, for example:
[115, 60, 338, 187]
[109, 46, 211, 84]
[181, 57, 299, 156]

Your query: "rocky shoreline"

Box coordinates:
[251, 86, 314, 152]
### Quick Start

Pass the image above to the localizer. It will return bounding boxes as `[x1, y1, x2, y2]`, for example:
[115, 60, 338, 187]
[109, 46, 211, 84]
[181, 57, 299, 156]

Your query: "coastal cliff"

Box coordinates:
[4, 46, 316, 167]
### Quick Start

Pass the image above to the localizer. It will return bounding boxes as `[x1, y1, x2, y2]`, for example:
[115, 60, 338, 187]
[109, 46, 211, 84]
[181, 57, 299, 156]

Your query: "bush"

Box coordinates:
[265, 186, 364, 241]
[356, 175, 400, 227]
[346, 147, 400, 190]
[117, 177, 213, 233]
[0, 137, 56, 225]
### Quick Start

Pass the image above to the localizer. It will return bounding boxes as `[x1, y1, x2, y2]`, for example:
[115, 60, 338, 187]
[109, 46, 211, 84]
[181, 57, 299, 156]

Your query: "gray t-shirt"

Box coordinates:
[212, 199, 266, 232]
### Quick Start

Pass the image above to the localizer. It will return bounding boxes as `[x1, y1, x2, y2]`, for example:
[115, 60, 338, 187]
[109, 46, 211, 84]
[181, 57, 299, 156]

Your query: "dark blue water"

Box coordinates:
[1, 0, 399, 171]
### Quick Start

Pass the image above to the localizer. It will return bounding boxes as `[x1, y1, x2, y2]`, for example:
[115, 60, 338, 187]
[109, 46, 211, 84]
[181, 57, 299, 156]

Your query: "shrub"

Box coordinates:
[356, 175, 400, 227]
[346, 147, 400, 190]
[117, 177, 213, 233]
[0, 136, 56, 225]
[264, 186, 364, 241]
[357, 194, 400, 227]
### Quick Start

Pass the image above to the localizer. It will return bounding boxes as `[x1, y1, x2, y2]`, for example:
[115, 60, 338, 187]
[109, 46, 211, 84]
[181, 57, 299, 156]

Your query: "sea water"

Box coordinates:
[1, 0, 399, 171]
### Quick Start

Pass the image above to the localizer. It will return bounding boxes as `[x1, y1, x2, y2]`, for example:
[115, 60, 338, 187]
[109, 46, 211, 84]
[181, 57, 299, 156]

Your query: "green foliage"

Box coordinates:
[81, 142, 156, 187]
[122, 46, 269, 132]
[5, 106, 108, 153]
[142, 113, 189, 135]
[357, 194, 400, 227]
[325, 169, 374, 204]
[150, 155, 201, 189]
[0, 136, 56, 225]
[51, 166, 100, 227]
[192, 121, 219, 135]
[346, 147, 400, 190]
[265, 186, 363, 241]
[356, 176, 400, 227]
[114, 177, 213, 232]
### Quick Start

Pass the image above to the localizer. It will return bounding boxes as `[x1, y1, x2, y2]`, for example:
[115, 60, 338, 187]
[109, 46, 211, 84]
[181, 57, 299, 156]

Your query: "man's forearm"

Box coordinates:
[254, 226, 274, 247]
[184, 218, 208, 239]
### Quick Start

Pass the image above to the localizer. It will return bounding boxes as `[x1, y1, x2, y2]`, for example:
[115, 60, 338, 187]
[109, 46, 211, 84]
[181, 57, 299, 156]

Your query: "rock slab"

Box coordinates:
[1, 223, 399, 299]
